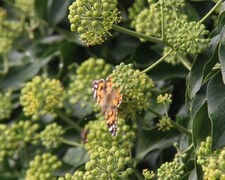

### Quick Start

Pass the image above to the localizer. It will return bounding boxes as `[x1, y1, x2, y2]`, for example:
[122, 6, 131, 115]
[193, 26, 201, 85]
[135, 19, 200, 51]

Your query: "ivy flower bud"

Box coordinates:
[39, 123, 65, 149]
[111, 63, 155, 120]
[68, 0, 121, 45]
[26, 153, 62, 180]
[20, 76, 65, 120]
[156, 116, 173, 131]
[165, 20, 210, 55]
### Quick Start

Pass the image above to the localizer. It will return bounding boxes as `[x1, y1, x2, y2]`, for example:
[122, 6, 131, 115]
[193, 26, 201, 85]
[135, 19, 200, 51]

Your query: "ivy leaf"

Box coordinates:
[135, 128, 179, 162]
[187, 35, 219, 99]
[63, 147, 89, 167]
[207, 72, 225, 149]
[218, 1, 225, 31]
[47, 0, 72, 25]
[218, 26, 225, 84]
[192, 101, 211, 148]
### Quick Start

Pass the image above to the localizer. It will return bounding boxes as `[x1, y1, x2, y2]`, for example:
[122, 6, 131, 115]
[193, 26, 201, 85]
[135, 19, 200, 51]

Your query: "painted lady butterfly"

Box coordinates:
[92, 76, 122, 136]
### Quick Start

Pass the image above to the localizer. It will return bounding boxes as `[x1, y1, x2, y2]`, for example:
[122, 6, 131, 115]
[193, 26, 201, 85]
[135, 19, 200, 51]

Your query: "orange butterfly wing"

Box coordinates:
[92, 77, 122, 136]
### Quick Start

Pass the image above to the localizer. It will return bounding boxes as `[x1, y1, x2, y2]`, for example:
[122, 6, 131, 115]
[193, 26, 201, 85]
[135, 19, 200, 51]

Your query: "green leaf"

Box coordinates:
[63, 147, 89, 167]
[218, 1, 225, 31]
[47, 0, 71, 25]
[0, 51, 59, 90]
[192, 101, 211, 149]
[135, 128, 179, 162]
[35, 0, 48, 20]
[207, 72, 225, 149]
[187, 35, 220, 99]
[190, 85, 207, 118]
[218, 26, 225, 84]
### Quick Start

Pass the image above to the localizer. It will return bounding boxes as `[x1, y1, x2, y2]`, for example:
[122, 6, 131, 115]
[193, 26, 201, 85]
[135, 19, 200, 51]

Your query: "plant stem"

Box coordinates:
[140, 49, 173, 74]
[148, 107, 192, 137]
[1, 54, 9, 75]
[60, 138, 83, 147]
[132, 166, 144, 180]
[161, 0, 165, 40]
[178, 53, 192, 71]
[170, 120, 192, 137]
[199, 0, 223, 24]
[112, 24, 165, 45]
[56, 110, 82, 132]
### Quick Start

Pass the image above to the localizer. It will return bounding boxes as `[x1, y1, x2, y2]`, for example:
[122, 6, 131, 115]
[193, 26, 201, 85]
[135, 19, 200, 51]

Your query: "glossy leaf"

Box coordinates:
[135, 128, 179, 162]
[192, 101, 211, 148]
[218, 26, 225, 84]
[187, 35, 220, 99]
[63, 147, 89, 167]
[207, 72, 225, 149]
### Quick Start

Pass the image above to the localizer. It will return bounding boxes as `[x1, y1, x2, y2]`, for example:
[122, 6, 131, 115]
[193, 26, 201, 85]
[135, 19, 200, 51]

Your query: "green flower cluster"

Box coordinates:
[39, 123, 65, 149]
[20, 76, 65, 120]
[157, 159, 185, 180]
[128, 0, 146, 28]
[68, 0, 121, 46]
[0, 120, 39, 162]
[59, 117, 135, 180]
[0, 8, 23, 54]
[59, 146, 133, 180]
[142, 169, 155, 179]
[59, 145, 133, 180]
[84, 117, 135, 154]
[134, 2, 161, 38]
[156, 116, 173, 131]
[157, 93, 172, 104]
[26, 153, 62, 180]
[130, 0, 187, 40]
[165, 20, 210, 55]
[111, 63, 154, 120]
[197, 137, 225, 179]
[15, 0, 35, 17]
[67, 58, 112, 108]
[0, 90, 13, 120]
[158, 0, 185, 11]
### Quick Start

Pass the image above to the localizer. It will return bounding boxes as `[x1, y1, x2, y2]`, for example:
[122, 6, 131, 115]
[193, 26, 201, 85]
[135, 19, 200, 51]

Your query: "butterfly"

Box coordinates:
[92, 76, 122, 136]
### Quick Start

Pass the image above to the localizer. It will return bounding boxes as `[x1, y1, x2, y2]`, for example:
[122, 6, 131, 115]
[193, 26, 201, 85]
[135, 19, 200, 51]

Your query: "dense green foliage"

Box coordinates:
[0, 0, 225, 179]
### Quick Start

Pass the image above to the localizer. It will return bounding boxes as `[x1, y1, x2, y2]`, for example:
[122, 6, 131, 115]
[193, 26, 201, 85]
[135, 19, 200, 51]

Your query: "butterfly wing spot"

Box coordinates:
[105, 109, 117, 136]
[92, 79, 106, 104]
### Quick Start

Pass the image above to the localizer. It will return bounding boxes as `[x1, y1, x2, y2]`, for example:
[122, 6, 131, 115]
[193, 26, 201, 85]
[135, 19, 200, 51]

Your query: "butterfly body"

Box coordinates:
[92, 77, 122, 136]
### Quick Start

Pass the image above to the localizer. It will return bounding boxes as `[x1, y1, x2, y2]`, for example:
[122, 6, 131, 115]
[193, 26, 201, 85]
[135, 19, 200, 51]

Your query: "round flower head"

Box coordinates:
[135, 5, 161, 39]
[20, 76, 65, 120]
[0, 19, 23, 54]
[84, 117, 135, 155]
[197, 137, 225, 179]
[157, 159, 184, 180]
[26, 153, 62, 180]
[111, 63, 155, 120]
[165, 19, 210, 55]
[39, 123, 65, 149]
[142, 169, 155, 179]
[68, 0, 121, 46]
[15, 0, 35, 17]
[128, 0, 146, 28]
[0, 120, 39, 162]
[156, 116, 173, 131]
